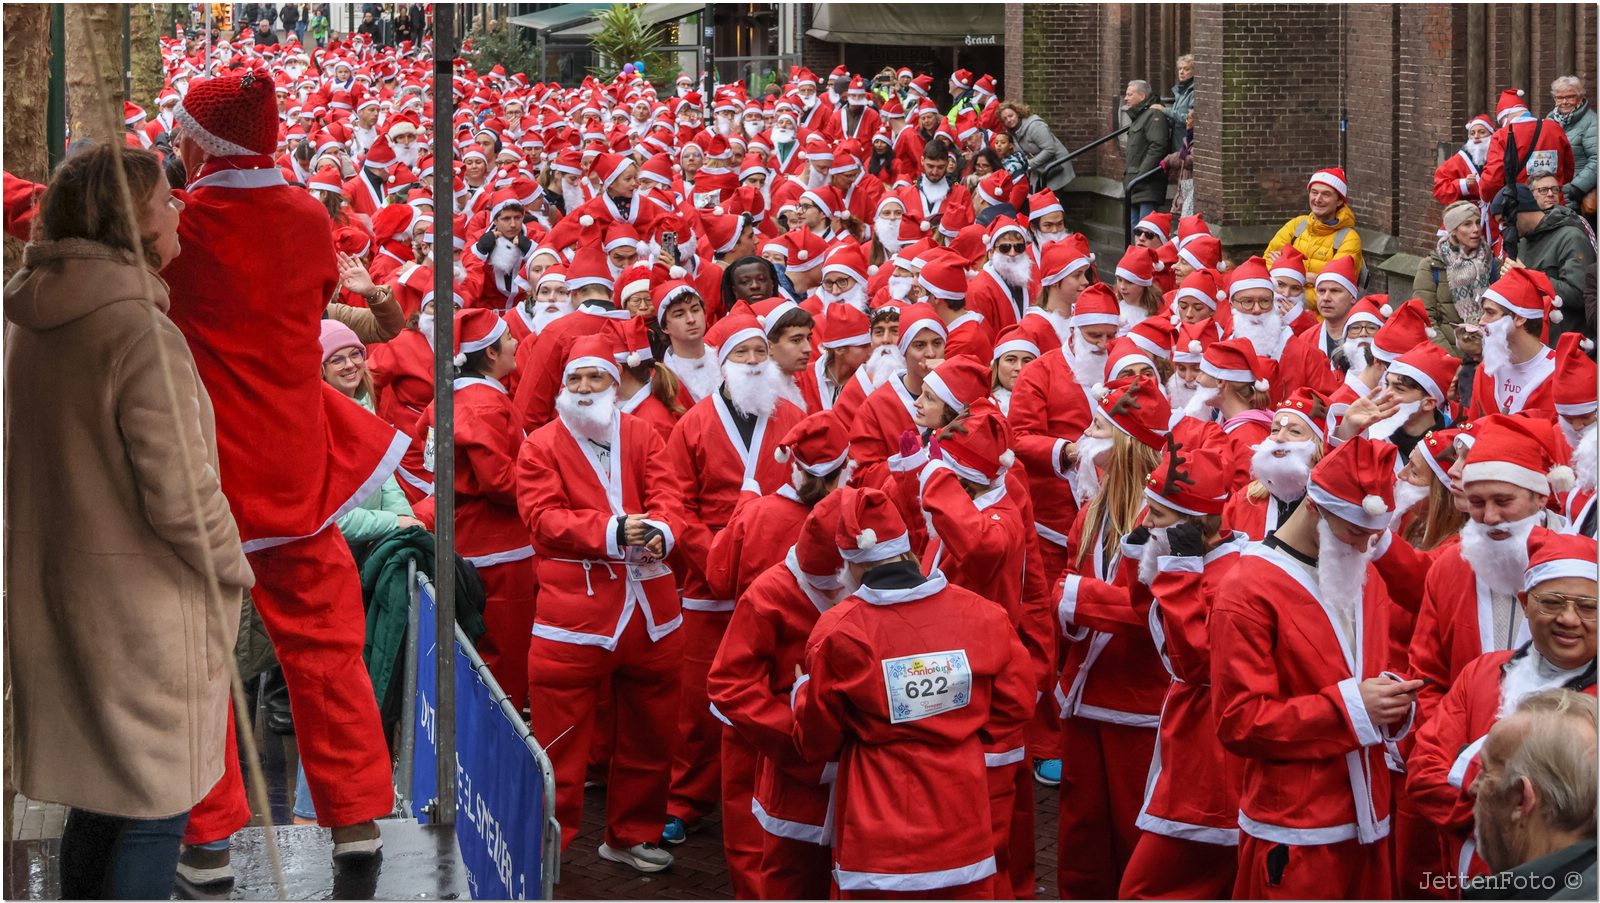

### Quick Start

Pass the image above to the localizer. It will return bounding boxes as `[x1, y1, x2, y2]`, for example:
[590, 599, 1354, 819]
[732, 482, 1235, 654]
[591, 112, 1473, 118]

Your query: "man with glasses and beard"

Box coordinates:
[1223, 388, 1329, 540]
[1226, 256, 1295, 362]
[1409, 414, 1577, 726]
[966, 218, 1036, 336]
[1466, 269, 1561, 419]
[1212, 437, 1422, 899]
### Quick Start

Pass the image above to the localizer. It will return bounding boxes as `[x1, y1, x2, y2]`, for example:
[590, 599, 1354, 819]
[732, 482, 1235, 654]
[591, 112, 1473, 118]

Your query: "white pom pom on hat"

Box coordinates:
[713, 206, 725, 215]
[579, 214, 595, 226]
[1215, 290, 1227, 302]
[920, 220, 931, 232]
[626, 351, 642, 367]
[999, 449, 1016, 469]
[669, 265, 686, 278]
[1549, 464, 1577, 494]
[1361, 494, 1388, 516]
[774, 445, 791, 463]
[1379, 303, 1393, 317]
[1091, 382, 1109, 400]
[1188, 340, 1203, 353]
[452, 352, 468, 367]
[798, 249, 810, 260]
[857, 528, 878, 549]
[1253, 377, 1270, 392]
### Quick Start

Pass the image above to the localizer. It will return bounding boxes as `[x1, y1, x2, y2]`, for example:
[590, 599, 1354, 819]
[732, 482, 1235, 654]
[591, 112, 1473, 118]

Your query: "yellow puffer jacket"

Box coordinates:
[1264, 205, 1364, 302]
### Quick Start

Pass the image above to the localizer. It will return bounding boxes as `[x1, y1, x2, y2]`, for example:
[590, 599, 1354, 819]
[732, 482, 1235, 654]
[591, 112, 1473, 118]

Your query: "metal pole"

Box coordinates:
[205, 4, 214, 77]
[47, 4, 66, 170]
[701, 5, 714, 97]
[396, 558, 420, 816]
[431, 1, 458, 829]
[122, 5, 132, 98]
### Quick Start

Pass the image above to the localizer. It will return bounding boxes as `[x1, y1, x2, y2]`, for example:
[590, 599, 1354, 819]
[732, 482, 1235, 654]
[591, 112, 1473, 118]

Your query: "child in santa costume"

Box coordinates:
[1211, 437, 1422, 899]
[792, 487, 1035, 899]
[1406, 530, 1596, 883]
[515, 334, 685, 873]
[162, 66, 407, 881]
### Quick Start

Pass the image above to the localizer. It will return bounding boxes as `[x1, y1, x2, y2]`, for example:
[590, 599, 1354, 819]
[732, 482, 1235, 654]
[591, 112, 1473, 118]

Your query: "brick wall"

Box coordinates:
[1017, 3, 1107, 178]
[1396, 3, 1467, 254]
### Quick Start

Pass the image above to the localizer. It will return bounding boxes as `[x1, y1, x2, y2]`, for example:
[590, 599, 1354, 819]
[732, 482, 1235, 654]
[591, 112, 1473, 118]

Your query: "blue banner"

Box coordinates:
[410, 578, 439, 822]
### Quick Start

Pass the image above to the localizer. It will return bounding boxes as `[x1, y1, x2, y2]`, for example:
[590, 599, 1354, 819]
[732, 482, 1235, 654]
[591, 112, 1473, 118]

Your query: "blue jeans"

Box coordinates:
[60, 808, 189, 899]
[1128, 200, 1158, 238]
[293, 761, 317, 821]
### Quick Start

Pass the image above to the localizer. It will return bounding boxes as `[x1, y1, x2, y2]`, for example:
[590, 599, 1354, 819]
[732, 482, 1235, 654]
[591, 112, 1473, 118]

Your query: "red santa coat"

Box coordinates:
[1219, 411, 1273, 492]
[164, 162, 406, 549]
[846, 373, 921, 489]
[342, 169, 387, 219]
[1273, 323, 1346, 404]
[1221, 490, 1298, 541]
[666, 392, 806, 607]
[1014, 306, 1073, 355]
[899, 178, 974, 229]
[835, 105, 882, 144]
[944, 312, 996, 363]
[966, 264, 1037, 337]
[1007, 349, 1095, 553]
[512, 304, 631, 431]
[405, 378, 529, 561]
[1466, 348, 1557, 419]
[617, 382, 680, 441]
[1479, 118, 1575, 204]
[367, 326, 436, 431]
[1407, 541, 1533, 723]
[706, 486, 811, 602]
[1408, 647, 1598, 880]
[1212, 541, 1411, 848]
[829, 366, 878, 431]
[792, 571, 1036, 892]
[542, 192, 662, 252]
[1434, 149, 1486, 206]
[514, 411, 685, 648]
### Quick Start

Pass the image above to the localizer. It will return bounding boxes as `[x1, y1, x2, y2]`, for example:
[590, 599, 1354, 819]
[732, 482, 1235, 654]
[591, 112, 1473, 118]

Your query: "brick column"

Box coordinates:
[1013, 3, 1104, 178]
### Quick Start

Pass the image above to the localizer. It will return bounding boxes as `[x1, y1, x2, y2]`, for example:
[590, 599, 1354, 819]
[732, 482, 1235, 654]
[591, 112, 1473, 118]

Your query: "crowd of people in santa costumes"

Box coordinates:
[12, 15, 1600, 898]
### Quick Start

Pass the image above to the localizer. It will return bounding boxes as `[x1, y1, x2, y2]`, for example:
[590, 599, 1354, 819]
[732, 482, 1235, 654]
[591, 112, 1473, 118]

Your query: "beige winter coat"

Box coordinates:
[4, 239, 253, 818]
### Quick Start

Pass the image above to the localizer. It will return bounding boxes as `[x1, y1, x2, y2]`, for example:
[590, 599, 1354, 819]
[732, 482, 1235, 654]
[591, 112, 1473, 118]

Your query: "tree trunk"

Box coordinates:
[130, 4, 164, 110]
[65, 3, 125, 147]
[3, 3, 52, 281]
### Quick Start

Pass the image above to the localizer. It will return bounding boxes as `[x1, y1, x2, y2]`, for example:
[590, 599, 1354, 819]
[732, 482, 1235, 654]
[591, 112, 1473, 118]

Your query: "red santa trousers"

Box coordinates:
[586, 685, 616, 783]
[183, 704, 249, 843]
[1056, 717, 1156, 899]
[472, 559, 537, 711]
[720, 730, 763, 899]
[985, 761, 1023, 899]
[1027, 540, 1071, 762]
[761, 831, 832, 900]
[1006, 762, 1037, 899]
[1118, 833, 1237, 900]
[1234, 834, 1392, 899]
[185, 529, 393, 843]
[836, 876, 995, 899]
[527, 612, 683, 850]
[1393, 774, 1451, 900]
[668, 608, 733, 824]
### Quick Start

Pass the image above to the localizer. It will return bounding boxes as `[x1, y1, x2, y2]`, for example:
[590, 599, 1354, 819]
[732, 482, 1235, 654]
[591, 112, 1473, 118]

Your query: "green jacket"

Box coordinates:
[1124, 97, 1170, 205]
[1550, 103, 1598, 196]
[1520, 204, 1597, 343]
[335, 391, 414, 544]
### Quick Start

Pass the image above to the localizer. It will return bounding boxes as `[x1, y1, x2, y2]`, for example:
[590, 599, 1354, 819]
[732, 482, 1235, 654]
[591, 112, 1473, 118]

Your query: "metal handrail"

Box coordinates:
[1062, 124, 1131, 164]
[1123, 164, 1168, 246]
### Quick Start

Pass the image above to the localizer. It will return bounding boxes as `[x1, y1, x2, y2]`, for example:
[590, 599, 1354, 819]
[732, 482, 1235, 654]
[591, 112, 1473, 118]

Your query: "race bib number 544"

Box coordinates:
[882, 650, 972, 724]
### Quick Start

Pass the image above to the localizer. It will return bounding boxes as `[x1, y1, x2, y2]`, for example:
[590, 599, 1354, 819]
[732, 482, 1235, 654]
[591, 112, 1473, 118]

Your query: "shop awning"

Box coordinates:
[805, 3, 1004, 47]
[550, 3, 702, 39]
[507, 2, 615, 34]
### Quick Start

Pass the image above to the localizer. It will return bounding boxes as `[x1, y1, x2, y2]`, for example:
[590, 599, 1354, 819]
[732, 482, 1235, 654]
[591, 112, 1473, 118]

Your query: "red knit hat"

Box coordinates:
[776, 410, 852, 476]
[177, 65, 280, 156]
[819, 303, 872, 349]
[1372, 297, 1435, 363]
[1071, 283, 1121, 329]
[1554, 332, 1599, 417]
[1462, 414, 1576, 496]
[1522, 529, 1598, 593]
[1315, 255, 1360, 299]
[1115, 246, 1157, 287]
[1307, 436, 1397, 529]
[1127, 315, 1176, 361]
[453, 308, 509, 368]
[794, 490, 849, 580]
[924, 357, 992, 414]
[1308, 167, 1348, 200]
[1201, 337, 1272, 392]
[1144, 438, 1229, 516]
[707, 313, 767, 366]
[936, 404, 1015, 484]
[1091, 374, 1171, 451]
[835, 487, 911, 564]
[896, 303, 947, 354]
[564, 333, 620, 382]
[1275, 387, 1331, 443]
[1386, 341, 1460, 405]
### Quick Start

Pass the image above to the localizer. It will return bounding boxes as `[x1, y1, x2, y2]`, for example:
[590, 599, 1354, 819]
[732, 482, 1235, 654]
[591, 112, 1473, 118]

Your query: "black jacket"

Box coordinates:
[1124, 96, 1170, 205]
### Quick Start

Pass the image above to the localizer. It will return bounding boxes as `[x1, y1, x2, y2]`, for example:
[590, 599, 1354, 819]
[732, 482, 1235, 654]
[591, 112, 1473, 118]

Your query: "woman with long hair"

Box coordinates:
[991, 331, 1040, 416]
[615, 315, 686, 439]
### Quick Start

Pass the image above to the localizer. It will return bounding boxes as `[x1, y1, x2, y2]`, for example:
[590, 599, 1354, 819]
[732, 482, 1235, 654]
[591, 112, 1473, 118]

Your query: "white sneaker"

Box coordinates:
[597, 841, 673, 873]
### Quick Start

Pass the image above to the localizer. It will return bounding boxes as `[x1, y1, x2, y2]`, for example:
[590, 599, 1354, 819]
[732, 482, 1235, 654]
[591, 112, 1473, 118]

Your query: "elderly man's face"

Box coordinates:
[1123, 83, 1147, 107]
[1521, 575, 1598, 671]
[1470, 715, 1535, 873]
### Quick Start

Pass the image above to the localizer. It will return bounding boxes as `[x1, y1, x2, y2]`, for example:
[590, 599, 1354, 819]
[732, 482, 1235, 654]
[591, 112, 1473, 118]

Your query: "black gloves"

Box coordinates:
[1168, 521, 1207, 558]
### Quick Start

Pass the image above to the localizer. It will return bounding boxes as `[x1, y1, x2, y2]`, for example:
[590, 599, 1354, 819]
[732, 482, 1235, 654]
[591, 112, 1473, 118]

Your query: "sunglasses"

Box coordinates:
[994, 243, 1025, 254]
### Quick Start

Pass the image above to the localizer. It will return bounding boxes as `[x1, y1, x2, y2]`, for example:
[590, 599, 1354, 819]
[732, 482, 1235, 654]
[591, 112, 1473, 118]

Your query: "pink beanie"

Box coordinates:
[319, 319, 365, 363]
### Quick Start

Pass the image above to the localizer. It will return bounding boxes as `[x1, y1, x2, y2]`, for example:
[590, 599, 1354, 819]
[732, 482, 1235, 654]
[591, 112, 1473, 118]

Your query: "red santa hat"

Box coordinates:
[1462, 414, 1575, 496]
[1308, 167, 1348, 200]
[1344, 295, 1387, 332]
[1385, 341, 1460, 406]
[1039, 233, 1094, 287]
[1482, 268, 1563, 341]
[1027, 189, 1062, 222]
[1144, 439, 1229, 516]
[1175, 269, 1226, 312]
[1314, 255, 1360, 299]
[794, 490, 849, 582]
[1270, 244, 1309, 285]
[822, 245, 870, 288]
[918, 258, 968, 304]
[563, 332, 620, 382]
[1071, 283, 1121, 329]
[992, 326, 1041, 362]
[1090, 374, 1171, 451]
[612, 264, 654, 307]
[1103, 337, 1158, 382]
[1495, 88, 1530, 123]
[1464, 114, 1495, 134]
[307, 165, 344, 194]
[1274, 387, 1331, 444]
[701, 211, 747, 256]
[333, 226, 371, 258]
[1115, 246, 1157, 287]
[593, 152, 635, 191]
[707, 313, 767, 367]
[1554, 332, 1599, 417]
[1201, 337, 1272, 392]
[176, 65, 280, 156]
[924, 357, 991, 415]
[896, 303, 948, 354]
[1522, 530, 1598, 593]
[124, 101, 146, 125]
[1227, 256, 1274, 300]
[975, 171, 1013, 208]
[453, 308, 509, 368]
[1133, 210, 1173, 242]
[782, 229, 828, 273]
[800, 185, 843, 219]
[365, 135, 398, 170]
[1173, 318, 1219, 364]
[752, 297, 802, 336]
[1127, 316, 1176, 361]
[775, 410, 852, 476]
[1178, 234, 1223, 272]
[1370, 298, 1436, 362]
[820, 302, 872, 349]
[834, 487, 912, 564]
[1175, 213, 1210, 249]
[536, 264, 567, 293]
[1416, 427, 1464, 486]
[565, 247, 615, 293]
[936, 405, 1015, 485]
[1307, 436, 1398, 530]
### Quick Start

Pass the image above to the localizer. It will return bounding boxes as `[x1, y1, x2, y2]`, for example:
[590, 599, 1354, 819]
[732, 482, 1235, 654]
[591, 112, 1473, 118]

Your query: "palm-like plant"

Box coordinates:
[588, 4, 679, 86]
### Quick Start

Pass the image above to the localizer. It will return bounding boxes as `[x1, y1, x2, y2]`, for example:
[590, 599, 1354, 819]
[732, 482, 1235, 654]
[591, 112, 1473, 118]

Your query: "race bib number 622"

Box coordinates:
[882, 649, 972, 724]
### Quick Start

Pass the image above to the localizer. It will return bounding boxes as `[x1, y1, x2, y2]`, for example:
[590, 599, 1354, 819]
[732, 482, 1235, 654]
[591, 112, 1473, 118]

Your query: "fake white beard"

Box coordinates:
[1067, 331, 1109, 387]
[1166, 372, 1201, 413]
[454, 261, 470, 284]
[874, 217, 905, 253]
[1251, 438, 1317, 502]
[888, 275, 914, 301]
[1036, 231, 1066, 245]
[773, 127, 797, 145]
[822, 284, 870, 313]
[393, 141, 420, 169]
[861, 343, 905, 388]
[531, 300, 573, 334]
[1571, 422, 1598, 493]
[715, 116, 733, 137]
[561, 181, 587, 211]
[1341, 338, 1373, 374]
[489, 237, 524, 276]
[1073, 434, 1114, 507]
[1233, 308, 1287, 360]
[1460, 513, 1541, 596]
[1481, 317, 1515, 376]
[1466, 137, 1490, 169]
[1182, 384, 1220, 421]
[1392, 477, 1432, 527]
[1138, 526, 1172, 587]
[556, 386, 618, 441]
[1368, 399, 1423, 441]
[802, 93, 818, 110]
[1315, 517, 1373, 621]
[723, 358, 787, 418]
[1119, 301, 1150, 332]
[744, 120, 763, 138]
[777, 371, 807, 409]
[991, 252, 1032, 290]
[417, 313, 436, 350]
[1496, 648, 1579, 719]
[1039, 307, 1074, 346]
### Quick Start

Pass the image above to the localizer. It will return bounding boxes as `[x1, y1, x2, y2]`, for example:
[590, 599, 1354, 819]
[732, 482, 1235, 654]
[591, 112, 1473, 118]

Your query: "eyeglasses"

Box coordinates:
[994, 243, 1026, 255]
[823, 276, 856, 292]
[1234, 297, 1275, 313]
[1532, 185, 1563, 197]
[797, 202, 819, 212]
[326, 349, 366, 368]
[1528, 593, 1599, 622]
